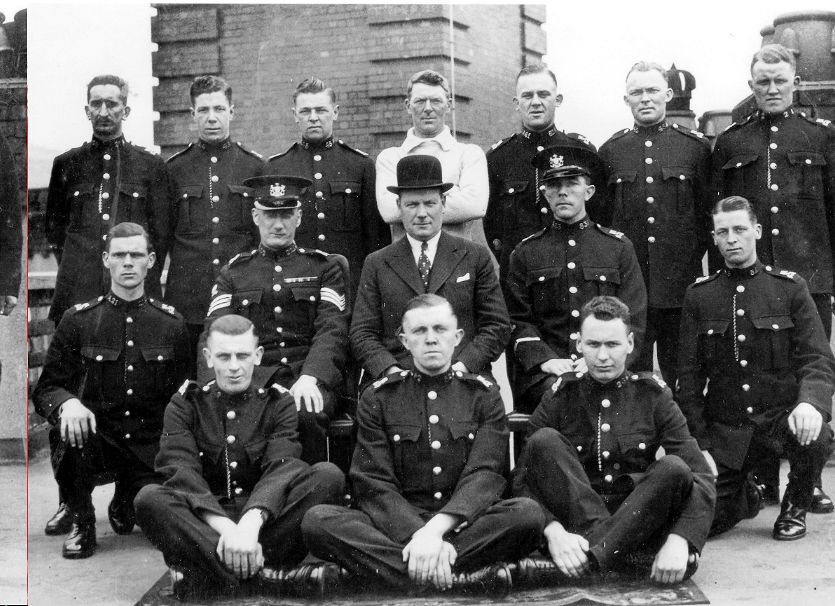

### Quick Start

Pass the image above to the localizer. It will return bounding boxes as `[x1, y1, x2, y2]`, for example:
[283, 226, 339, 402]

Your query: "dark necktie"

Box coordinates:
[418, 241, 431, 292]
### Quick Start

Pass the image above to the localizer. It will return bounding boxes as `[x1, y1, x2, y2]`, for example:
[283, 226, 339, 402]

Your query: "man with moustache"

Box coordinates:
[268, 78, 388, 294]
[504, 142, 646, 412]
[376, 70, 490, 251]
[678, 196, 835, 540]
[164, 75, 266, 363]
[710, 43, 835, 512]
[46, 74, 173, 325]
[485, 63, 606, 279]
[598, 62, 711, 386]
[33, 222, 190, 559]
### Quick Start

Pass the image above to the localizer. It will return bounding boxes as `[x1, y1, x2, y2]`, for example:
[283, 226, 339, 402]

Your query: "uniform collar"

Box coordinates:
[106, 291, 147, 310]
[213, 385, 252, 405]
[723, 260, 762, 280]
[90, 135, 125, 151]
[197, 137, 232, 152]
[552, 215, 592, 231]
[586, 369, 631, 391]
[756, 106, 795, 123]
[301, 137, 334, 150]
[521, 124, 558, 143]
[412, 368, 455, 386]
[632, 120, 667, 136]
[259, 242, 297, 258]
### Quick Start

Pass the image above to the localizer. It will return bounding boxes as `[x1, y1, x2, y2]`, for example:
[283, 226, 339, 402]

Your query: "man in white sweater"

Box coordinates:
[376, 69, 490, 251]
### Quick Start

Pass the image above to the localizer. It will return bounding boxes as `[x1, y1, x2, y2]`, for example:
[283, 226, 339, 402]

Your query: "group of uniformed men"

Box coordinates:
[32, 41, 835, 599]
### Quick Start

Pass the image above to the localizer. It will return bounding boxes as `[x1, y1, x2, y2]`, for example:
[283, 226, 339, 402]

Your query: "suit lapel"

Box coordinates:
[428, 232, 465, 293]
[384, 236, 426, 295]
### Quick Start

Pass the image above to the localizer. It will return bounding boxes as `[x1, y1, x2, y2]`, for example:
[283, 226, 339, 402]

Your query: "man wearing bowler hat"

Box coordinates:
[351, 155, 509, 383]
[504, 141, 646, 413]
[204, 175, 349, 464]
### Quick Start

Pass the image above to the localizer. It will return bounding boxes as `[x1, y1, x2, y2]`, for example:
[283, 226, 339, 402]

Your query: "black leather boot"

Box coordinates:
[508, 556, 570, 587]
[107, 495, 136, 535]
[773, 497, 807, 541]
[44, 502, 73, 536]
[452, 563, 512, 595]
[810, 486, 834, 514]
[259, 562, 344, 598]
[62, 521, 97, 559]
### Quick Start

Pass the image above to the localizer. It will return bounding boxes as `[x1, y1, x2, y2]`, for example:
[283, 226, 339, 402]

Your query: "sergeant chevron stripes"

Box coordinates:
[207, 294, 232, 315]
[320, 287, 346, 311]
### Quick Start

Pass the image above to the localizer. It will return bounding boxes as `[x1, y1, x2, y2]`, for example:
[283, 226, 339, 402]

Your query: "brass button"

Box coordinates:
[212, 216, 219, 224]
[212, 238, 219, 245]
[648, 236, 656, 243]
[211, 156, 218, 163]
[431, 440, 441, 450]
[567, 262, 576, 270]
[738, 334, 746, 342]
[102, 192, 110, 200]
[393, 434, 400, 442]
[433, 466, 442, 475]
[227, 410, 236, 420]
[736, 285, 745, 293]
[771, 206, 779, 214]
[569, 286, 578, 294]
[273, 284, 281, 292]
[95, 355, 103, 361]
[434, 492, 442, 500]
[740, 360, 748, 367]
[226, 435, 236, 444]
[274, 306, 282, 313]
[211, 175, 219, 182]
[568, 239, 576, 246]
[602, 450, 610, 458]
[601, 423, 611, 432]
[429, 414, 439, 424]
[102, 213, 110, 221]
[601, 399, 611, 408]
[647, 197, 654, 203]
[313, 154, 322, 161]
[103, 154, 111, 161]
[314, 172, 322, 179]
[638, 442, 646, 450]
[645, 176, 653, 184]
[604, 474, 613, 482]
[427, 391, 437, 400]
[212, 195, 220, 203]
[772, 228, 780, 236]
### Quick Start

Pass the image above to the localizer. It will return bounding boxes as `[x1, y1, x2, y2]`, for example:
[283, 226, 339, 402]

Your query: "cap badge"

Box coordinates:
[550, 154, 564, 168]
[269, 183, 286, 197]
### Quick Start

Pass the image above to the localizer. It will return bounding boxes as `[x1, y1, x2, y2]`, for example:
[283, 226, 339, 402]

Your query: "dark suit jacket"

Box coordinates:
[350, 231, 510, 378]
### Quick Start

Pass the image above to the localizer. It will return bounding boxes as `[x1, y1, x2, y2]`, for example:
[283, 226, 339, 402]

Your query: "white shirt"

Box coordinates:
[406, 231, 442, 267]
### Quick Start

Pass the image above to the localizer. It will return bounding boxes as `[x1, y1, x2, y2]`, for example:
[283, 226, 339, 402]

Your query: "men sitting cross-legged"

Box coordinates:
[304, 294, 544, 594]
[135, 314, 345, 600]
[513, 296, 715, 584]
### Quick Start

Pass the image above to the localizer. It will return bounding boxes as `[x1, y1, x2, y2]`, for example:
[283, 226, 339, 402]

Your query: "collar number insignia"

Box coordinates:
[270, 183, 286, 197]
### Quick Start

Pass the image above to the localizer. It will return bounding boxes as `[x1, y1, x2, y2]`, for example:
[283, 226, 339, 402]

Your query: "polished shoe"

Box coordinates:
[452, 563, 512, 595]
[508, 556, 570, 587]
[773, 499, 807, 541]
[44, 502, 73, 536]
[107, 496, 136, 535]
[260, 562, 343, 598]
[810, 487, 834, 514]
[615, 548, 699, 581]
[62, 522, 97, 559]
[760, 484, 781, 507]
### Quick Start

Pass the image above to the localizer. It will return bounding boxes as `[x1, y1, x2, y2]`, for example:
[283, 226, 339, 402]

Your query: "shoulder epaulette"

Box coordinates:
[236, 141, 263, 159]
[373, 370, 410, 390]
[454, 371, 496, 391]
[518, 227, 548, 245]
[269, 382, 290, 395]
[73, 295, 105, 312]
[297, 247, 328, 258]
[228, 249, 257, 266]
[596, 224, 624, 240]
[629, 371, 668, 392]
[268, 142, 296, 162]
[337, 139, 368, 157]
[551, 370, 584, 393]
[127, 141, 154, 156]
[605, 128, 632, 143]
[670, 123, 709, 144]
[797, 112, 834, 129]
[691, 270, 721, 286]
[177, 379, 198, 396]
[766, 266, 801, 282]
[567, 132, 596, 150]
[487, 135, 513, 153]
[148, 298, 181, 318]
[166, 142, 193, 163]
[199, 379, 217, 393]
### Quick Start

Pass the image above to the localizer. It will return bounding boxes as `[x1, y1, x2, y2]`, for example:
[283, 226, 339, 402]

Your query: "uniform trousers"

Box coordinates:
[51, 426, 162, 524]
[516, 428, 694, 570]
[135, 462, 344, 591]
[302, 498, 545, 588]
[711, 418, 833, 536]
[633, 307, 681, 389]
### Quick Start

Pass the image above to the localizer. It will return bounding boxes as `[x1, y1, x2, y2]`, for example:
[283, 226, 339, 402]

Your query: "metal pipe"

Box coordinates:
[448, 4, 456, 137]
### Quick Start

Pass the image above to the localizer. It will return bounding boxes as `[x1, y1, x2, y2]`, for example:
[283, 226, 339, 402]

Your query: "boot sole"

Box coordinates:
[772, 530, 806, 541]
[62, 546, 98, 559]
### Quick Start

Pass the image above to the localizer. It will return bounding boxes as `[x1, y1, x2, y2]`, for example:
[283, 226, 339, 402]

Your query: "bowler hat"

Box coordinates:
[533, 138, 602, 183]
[243, 175, 312, 210]
[386, 155, 454, 194]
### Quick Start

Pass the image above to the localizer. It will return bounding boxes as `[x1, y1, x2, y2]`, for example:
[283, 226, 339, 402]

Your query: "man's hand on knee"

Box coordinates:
[651, 533, 691, 584]
[59, 399, 97, 448]
[788, 402, 823, 446]
[544, 521, 591, 578]
[290, 375, 323, 413]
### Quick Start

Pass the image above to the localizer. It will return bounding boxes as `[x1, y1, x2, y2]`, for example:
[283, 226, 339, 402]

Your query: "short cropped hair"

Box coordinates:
[712, 195, 758, 224]
[516, 63, 558, 88]
[751, 43, 796, 74]
[580, 296, 631, 330]
[397, 294, 458, 337]
[105, 222, 151, 253]
[190, 75, 232, 105]
[87, 75, 129, 103]
[625, 61, 668, 82]
[406, 70, 450, 99]
[206, 314, 257, 341]
[293, 77, 337, 104]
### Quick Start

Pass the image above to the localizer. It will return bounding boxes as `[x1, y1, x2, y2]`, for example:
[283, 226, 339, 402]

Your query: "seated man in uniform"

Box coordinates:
[135, 314, 345, 600]
[514, 296, 714, 584]
[678, 196, 835, 540]
[203, 175, 349, 463]
[304, 294, 544, 593]
[33, 222, 190, 559]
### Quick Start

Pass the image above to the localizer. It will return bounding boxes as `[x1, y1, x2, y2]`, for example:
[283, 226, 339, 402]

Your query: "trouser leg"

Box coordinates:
[513, 427, 610, 534]
[634, 308, 658, 375]
[185, 322, 203, 379]
[783, 422, 832, 508]
[54, 431, 107, 524]
[585, 455, 693, 570]
[134, 484, 238, 591]
[296, 388, 337, 464]
[449, 497, 545, 570]
[259, 462, 345, 566]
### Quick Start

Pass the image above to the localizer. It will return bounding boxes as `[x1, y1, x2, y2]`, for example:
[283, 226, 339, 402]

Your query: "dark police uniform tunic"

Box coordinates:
[302, 369, 544, 587]
[164, 138, 265, 325]
[32, 293, 190, 520]
[268, 137, 389, 293]
[46, 136, 174, 322]
[599, 121, 712, 382]
[513, 371, 715, 569]
[504, 218, 647, 411]
[0, 133, 21, 299]
[678, 262, 835, 532]
[205, 243, 349, 463]
[710, 108, 835, 334]
[135, 371, 344, 591]
[485, 127, 607, 278]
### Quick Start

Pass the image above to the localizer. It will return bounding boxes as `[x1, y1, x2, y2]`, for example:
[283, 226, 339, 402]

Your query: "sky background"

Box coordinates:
[27, 1, 833, 186]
